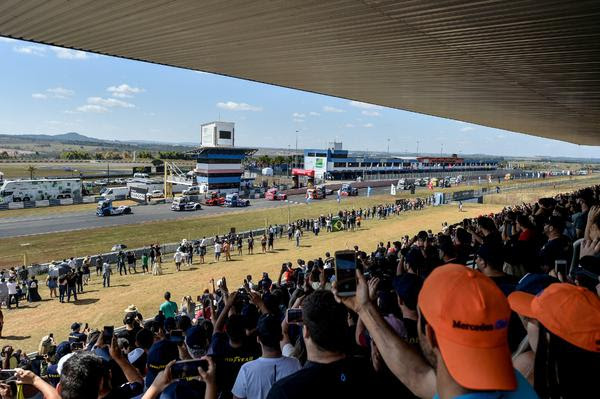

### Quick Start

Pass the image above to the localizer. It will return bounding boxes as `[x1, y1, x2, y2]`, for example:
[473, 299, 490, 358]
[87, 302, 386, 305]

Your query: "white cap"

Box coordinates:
[57, 352, 75, 375]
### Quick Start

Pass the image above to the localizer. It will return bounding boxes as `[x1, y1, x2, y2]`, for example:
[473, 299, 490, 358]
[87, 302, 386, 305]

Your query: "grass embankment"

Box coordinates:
[0, 202, 503, 352]
[0, 201, 137, 219]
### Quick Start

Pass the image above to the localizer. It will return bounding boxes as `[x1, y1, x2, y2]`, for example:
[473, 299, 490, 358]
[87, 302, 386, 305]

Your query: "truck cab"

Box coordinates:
[265, 188, 287, 201]
[183, 185, 200, 196]
[204, 192, 225, 206]
[340, 183, 358, 196]
[225, 193, 250, 207]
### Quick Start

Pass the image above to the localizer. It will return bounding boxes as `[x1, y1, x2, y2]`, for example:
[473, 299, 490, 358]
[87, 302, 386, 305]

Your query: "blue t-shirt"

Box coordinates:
[433, 370, 538, 399]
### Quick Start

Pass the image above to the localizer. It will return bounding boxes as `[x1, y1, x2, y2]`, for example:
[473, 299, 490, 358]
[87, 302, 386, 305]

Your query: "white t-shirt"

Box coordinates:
[6, 281, 18, 295]
[214, 243, 222, 253]
[231, 356, 301, 399]
[174, 252, 183, 263]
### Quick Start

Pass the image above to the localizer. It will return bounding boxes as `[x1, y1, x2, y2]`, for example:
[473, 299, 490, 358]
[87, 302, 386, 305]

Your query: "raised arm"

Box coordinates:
[334, 270, 436, 399]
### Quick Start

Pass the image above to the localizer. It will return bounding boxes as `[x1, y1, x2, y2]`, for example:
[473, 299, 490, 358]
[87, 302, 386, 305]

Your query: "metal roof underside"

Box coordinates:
[1, 0, 598, 145]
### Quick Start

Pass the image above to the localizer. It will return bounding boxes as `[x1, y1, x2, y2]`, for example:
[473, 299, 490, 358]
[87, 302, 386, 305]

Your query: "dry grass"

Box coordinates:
[0, 202, 503, 352]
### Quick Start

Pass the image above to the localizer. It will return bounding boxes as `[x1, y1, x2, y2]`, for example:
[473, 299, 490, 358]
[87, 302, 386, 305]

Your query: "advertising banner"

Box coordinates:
[130, 186, 148, 204]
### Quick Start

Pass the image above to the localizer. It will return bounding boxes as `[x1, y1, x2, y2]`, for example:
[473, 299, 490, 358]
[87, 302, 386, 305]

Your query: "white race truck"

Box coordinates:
[0, 178, 82, 203]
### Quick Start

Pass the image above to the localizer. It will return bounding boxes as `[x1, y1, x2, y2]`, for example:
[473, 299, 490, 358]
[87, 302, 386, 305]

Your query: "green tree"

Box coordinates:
[151, 158, 164, 167]
[138, 150, 153, 159]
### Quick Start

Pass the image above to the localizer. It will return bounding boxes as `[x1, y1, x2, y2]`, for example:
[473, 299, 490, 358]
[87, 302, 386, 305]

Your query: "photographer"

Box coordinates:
[0, 368, 60, 399]
[209, 289, 260, 399]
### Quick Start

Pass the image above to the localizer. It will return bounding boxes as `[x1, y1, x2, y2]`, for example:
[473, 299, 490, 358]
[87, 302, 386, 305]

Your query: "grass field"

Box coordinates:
[1, 174, 597, 267]
[0, 202, 503, 352]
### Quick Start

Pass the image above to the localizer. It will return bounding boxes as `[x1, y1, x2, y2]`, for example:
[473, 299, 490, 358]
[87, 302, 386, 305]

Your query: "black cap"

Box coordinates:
[70, 322, 81, 331]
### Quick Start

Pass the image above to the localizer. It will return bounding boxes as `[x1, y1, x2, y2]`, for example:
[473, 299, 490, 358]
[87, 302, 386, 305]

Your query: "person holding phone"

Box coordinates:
[267, 291, 370, 399]
[232, 314, 300, 399]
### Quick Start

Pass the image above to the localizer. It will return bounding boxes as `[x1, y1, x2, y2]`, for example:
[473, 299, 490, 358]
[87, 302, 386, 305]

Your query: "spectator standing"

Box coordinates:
[214, 241, 222, 262]
[46, 275, 57, 298]
[127, 251, 137, 274]
[102, 261, 112, 288]
[6, 278, 18, 309]
[82, 256, 91, 285]
[159, 292, 178, 319]
[141, 252, 149, 274]
[95, 255, 103, 276]
[174, 251, 183, 272]
[117, 250, 127, 275]
[0, 279, 8, 308]
[58, 275, 67, 303]
[294, 228, 301, 247]
[232, 314, 301, 399]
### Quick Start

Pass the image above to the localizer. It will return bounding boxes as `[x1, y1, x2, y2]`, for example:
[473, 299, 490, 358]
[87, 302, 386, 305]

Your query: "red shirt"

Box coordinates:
[519, 228, 535, 241]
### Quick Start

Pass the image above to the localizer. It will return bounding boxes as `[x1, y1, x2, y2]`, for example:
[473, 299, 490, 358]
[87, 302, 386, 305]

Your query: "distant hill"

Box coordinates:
[13, 132, 107, 144]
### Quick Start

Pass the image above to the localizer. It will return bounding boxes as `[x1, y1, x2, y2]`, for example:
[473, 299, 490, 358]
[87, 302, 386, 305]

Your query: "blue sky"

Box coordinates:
[0, 36, 598, 158]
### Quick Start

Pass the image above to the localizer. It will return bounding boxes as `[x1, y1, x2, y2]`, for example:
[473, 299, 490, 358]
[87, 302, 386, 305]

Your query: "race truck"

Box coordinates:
[171, 196, 202, 211]
[306, 187, 325, 200]
[204, 192, 225, 206]
[265, 188, 287, 201]
[225, 193, 250, 207]
[96, 199, 132, 216]
[340, 183, 358, 196]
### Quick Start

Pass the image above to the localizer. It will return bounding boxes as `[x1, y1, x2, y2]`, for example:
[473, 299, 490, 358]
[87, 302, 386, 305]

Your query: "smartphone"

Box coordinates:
[555, 259, 568, 277]
[102, 326, 114, 342]
[335, 250, 357, 296]
[71, 342, 84, 351]
[0, 369, 16, 381]
[287, 308, 303, 324]
[171, 359, 209, 379]
[169, 329, 184, 344]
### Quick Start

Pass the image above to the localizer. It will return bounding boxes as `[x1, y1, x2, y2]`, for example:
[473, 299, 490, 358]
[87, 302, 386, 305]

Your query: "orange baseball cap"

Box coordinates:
[418, 264, 516, 391]
[508, 283, 600, 353]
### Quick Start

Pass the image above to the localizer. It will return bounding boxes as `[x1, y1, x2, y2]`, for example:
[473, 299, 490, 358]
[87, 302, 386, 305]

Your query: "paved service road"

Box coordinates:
[0, 187, 394, 238]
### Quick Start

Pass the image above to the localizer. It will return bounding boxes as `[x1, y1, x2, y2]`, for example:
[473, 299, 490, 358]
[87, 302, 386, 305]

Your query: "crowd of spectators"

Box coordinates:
[1, 187, 599, 398]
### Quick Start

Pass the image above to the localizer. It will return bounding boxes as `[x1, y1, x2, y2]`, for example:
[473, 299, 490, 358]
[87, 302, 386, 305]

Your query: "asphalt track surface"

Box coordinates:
[0, 187, 393, 238]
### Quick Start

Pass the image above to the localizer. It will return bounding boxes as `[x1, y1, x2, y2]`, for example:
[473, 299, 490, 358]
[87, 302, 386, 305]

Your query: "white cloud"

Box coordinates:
[349, 100, 381, 110]
[292, 112, 306, 118]
[323, 105, 344, 113]
[309, 111, 320, 116]
[77, 104, 108, 113]
[216, 101, 262, 111]
[50, 47, 89, 59]
[293, 118, 305, 123]
[362, 110, 380, 117]
[460, 126, 474, 132]
[345, 123, 355, 128]
[14, 45, 45, 56]
[107, 84, 145, 98]
[363, 123, 374, 128]
[47, 87, 75, 98]
[0, 37, 15, 43]
[32, 93, 47, 99]
[87, 97, 134, 108]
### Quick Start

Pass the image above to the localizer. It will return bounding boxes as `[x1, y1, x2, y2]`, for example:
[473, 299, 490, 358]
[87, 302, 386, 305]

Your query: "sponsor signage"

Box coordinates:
[130, 186, 148, 203]
[452, 190, 475, 201]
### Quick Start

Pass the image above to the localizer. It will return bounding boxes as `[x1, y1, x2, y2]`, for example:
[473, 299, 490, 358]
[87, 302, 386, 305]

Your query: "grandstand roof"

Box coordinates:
[1, 1, 598, 144]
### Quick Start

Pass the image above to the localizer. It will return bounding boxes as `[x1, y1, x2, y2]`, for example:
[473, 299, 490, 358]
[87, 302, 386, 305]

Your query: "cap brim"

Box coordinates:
[437, 334, 516, 391]
[507, 291, 536, 318]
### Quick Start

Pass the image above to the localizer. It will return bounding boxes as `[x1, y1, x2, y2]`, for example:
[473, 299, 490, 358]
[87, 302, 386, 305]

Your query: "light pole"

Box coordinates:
[294, 130, 299, 170]
[416, 140, 420, 157]
[387, 138, 390, 155]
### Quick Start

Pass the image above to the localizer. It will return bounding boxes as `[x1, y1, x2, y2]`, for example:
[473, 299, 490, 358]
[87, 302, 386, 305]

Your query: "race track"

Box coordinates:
[0, 187, 392, 238]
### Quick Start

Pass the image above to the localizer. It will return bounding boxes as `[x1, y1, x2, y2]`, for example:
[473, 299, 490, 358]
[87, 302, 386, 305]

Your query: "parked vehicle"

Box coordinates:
[0, 178, 82, 203]
[265, 188, 287, 201]
[133, 172, 149, 179]
[96, 199, 132, 216]
[340, 183, 358, 196]
[94, 179, 108, 186]
[171, 196, 202, 211]
[147, 190, 163, 199]
[225, 193, 250, 207]
[182, 185, 201, 196]
[101, 186, 130, 200]
[204, 192, 225, 206]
